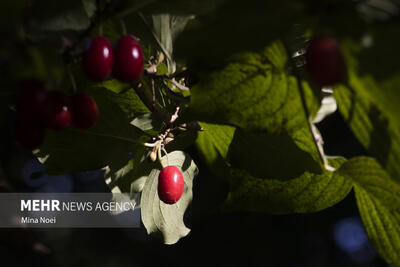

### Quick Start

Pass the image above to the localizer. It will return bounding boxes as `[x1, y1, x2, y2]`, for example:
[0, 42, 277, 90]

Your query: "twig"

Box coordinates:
[158, 86, 167, 107]
[151, 78, 156, 104]
[66, 65, 77, 93]
[170, 106, 180, 124]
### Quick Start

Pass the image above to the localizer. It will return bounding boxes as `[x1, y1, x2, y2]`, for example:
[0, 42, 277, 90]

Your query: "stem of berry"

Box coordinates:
[282, 38, 328, 169]
[161, 147, 170, 166]
[119, 19, 127, 35]
[157, 144, 165, 168]
[67, 65, 77, 93]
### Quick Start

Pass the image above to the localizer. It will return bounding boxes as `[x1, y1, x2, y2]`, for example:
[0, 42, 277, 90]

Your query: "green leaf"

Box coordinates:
[229, 129, 321, 180]
[109, 193, 139, 215]
[196, 122, 351, 213]
[190, 41, 321, 163]
[189, 41, 313, 134]
[95, 80, 131, 94]
[145, 13, 194, 72]
[151, 14, 180, 56]
[334, 37, 400, 182]
[36, 94, 148, 174]
[23, 0, 93, 36]
[224, 157, 351, 214]
[140, 151, 198, 244]
[141, 0, 227, 15]
[104, 145, 150, 196]
[196, 123, 234, 166]
[197, 122, 321, 181]
[90, 85, 150, 117]
[97, 19, 124, 45]
[131, 113, 158, 132]
[337, 157, 400, 267]
[156, 62, 169, 76]
[81, 0, 96, 18]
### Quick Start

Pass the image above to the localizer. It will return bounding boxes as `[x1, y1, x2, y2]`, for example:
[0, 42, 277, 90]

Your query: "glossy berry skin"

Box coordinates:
[305, 36, 345, 86]
[71, 93, 99, 129]
[113, 35, 144, 82]
[14, 119, 46, 150]
[158, 166, 184, 204]
[44, 92, 72, 129]
[82, 36, 114, 81]
[15, 79, 48, 123]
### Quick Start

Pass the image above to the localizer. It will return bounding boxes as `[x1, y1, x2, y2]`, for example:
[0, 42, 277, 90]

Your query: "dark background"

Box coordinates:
[0, 0, 393, 265]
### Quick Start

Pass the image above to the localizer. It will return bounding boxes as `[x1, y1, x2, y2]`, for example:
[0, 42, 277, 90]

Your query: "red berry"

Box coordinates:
[44, 92, 72, 129]
[113, 35, 144, 82]
[14, 119, 46, 150]
[158, 166, 184, 204]
[71, 93, 99, 129]
[82, 36, 114, 81]
[15, 79, 48, 122]
[305, 36, 345, 86]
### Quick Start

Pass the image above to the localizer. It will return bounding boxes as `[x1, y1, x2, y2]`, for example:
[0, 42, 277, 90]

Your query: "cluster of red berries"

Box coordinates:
[14, 79, 99, 150]
[158, 166, 184, 205]
[13, 34, 145, 150]
[82, 35, 144, 82]
[84, 35, 182, 205]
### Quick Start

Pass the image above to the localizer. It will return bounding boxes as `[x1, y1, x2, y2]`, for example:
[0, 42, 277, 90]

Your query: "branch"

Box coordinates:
[132, 82, 172, 125]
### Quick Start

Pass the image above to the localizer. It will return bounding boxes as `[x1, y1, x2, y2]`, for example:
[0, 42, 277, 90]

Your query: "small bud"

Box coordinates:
[157, 52, 165, 64]
[150, 150, 157, 162]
